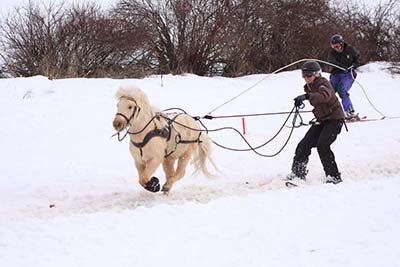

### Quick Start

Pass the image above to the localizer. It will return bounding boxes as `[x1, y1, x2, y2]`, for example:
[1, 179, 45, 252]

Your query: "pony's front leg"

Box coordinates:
[134, 161, 145, 178]
[138, 157, 163, 193]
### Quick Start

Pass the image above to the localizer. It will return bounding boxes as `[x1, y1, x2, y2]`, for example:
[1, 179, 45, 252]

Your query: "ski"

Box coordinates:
[345, 116, 384, 123]
[285, 181, 298, 188]
[285, 116, 382, 128]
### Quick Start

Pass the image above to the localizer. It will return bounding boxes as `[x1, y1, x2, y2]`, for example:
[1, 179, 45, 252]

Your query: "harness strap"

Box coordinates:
[168, 113, 202, 145]
[176, 132, 203, 144]
[130, 113, 202, 158]
[131, 127, 171, 149]
[343, 119, 348, 132]
[164, 132, 202, 158]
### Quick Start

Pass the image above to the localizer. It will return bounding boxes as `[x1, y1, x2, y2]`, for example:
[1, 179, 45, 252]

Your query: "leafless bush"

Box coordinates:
[0, 1, 151, 78]
[0, 0, 399, 78]
[222, 0, 336, 76]
[223, 0, 400, 76]
[0, 2, 66, 77]
[332, 0, 399, 63]
[389, 6, 400, 62]
[113, 0, 237, 75]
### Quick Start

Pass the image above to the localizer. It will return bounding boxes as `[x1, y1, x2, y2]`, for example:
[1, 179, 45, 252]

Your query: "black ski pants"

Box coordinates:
[292, 119, 343, 179]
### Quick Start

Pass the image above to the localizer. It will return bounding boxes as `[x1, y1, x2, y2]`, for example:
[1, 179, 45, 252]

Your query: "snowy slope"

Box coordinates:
[0, 62, 400, 266]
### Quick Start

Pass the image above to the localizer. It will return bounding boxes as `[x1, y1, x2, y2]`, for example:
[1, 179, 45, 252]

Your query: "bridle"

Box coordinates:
[115, 97, 141, 127]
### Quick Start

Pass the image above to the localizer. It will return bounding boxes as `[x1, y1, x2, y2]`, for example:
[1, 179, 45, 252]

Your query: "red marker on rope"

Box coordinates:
[242, 117, 246, 135]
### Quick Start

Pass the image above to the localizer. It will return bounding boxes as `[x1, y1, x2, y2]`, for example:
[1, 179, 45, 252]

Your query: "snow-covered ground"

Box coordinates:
[1, 62, 400, 266]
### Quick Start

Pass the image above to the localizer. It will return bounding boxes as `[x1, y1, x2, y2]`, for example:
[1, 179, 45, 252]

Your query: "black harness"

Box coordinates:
[115, 97, 202, 157]
[130, 113, 202, 158]
[131, 126, 172, 157]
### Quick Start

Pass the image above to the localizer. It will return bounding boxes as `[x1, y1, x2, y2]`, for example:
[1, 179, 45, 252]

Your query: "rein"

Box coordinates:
[113, 103, 305, 158]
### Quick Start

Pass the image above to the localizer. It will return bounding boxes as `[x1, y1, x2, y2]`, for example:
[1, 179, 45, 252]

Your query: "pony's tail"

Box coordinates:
[192, 133, 220, 178]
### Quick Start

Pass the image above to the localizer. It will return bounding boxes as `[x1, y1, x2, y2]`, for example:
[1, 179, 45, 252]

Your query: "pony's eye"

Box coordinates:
[128, 105, 133, 109]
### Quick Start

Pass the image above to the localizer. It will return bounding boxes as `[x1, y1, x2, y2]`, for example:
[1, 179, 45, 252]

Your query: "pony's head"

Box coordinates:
[112, 86, 150, 132]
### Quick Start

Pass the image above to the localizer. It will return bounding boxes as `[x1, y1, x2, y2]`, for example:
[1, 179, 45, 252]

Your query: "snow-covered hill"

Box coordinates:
[0, 62, 399, 266]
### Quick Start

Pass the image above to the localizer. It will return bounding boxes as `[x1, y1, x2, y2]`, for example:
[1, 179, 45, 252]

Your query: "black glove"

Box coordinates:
[351, 69, 357, 79]
[294, 94, 309, 107]
[347, 63, 358, 78]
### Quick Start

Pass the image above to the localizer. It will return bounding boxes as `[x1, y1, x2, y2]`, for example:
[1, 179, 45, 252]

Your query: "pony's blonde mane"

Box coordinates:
[115, 85, 164, 127]
[115, 85, 151, 108]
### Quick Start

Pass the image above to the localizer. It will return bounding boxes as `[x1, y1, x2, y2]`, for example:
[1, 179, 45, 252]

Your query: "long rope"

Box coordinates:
[206, 58, 390, 119]
[206, 58, 339, 114]
[350, 70, 387, 118]
[206, 106, 302, 157]
[202, 110, 312, 120]
[112, 59, 399, 159]
[157, 104, 305, 157]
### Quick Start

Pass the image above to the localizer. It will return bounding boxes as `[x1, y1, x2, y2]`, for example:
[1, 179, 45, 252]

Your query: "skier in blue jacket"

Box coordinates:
[328, 34, 361, 120]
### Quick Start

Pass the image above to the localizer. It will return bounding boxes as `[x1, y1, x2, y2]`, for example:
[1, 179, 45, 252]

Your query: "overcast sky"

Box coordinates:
[0, 0, 388, 18]
[0, 0, 114, 17]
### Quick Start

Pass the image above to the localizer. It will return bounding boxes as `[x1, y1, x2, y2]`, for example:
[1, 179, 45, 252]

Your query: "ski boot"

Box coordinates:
[326, 175, 343, 184]
[345, 111, 360, 121]
[284, 172, 306, 181]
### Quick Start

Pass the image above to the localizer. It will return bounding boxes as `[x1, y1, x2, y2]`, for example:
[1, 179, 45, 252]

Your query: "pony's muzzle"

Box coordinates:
[113, 117, 125, 132]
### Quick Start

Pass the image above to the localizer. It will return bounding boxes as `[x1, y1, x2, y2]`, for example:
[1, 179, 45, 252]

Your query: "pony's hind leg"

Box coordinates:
[161, 157, 177, 194]
[162, 157, 177, 181]
[162, 150, 193, 194]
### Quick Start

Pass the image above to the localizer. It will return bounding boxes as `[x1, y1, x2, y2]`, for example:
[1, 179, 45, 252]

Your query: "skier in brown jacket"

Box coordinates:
[286, 61, 345, 184]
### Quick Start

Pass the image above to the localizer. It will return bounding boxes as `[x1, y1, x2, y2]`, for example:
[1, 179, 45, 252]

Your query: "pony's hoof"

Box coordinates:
[161, 185, 170, 195]
[144, 177, 160, 193]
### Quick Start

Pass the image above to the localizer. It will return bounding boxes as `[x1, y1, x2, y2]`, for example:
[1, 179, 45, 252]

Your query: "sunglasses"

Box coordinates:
[302, 72, 314, 78]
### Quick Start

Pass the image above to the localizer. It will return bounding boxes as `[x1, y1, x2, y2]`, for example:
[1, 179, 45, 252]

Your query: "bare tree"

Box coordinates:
[1, 0, 399, 78]
[61, 3, 152, 77]
[392, 11, 400, 62]
[0, 2, 66, 77]
[0, 1, 152, 78]
[114, 0, 237, 75]
[333, 0, 399, 62]
[223, 0, 335, 76]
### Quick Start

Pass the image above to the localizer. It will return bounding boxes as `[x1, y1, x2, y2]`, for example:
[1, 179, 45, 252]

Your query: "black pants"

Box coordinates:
[292, 119, 343, 179]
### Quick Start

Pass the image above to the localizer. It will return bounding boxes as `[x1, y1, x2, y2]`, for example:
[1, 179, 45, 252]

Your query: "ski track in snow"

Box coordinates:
[2, 154, 399, 224]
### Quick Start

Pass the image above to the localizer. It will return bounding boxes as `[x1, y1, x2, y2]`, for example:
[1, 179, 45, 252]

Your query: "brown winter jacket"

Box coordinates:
[304, 76, 345, 122]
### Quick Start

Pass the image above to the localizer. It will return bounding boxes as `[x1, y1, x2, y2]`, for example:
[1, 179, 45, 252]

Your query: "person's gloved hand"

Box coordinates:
[294, 93, 309, 107]
[347, 64, 358, 78]
[347, 63, 357, 71]
[351, 68, 357, 78]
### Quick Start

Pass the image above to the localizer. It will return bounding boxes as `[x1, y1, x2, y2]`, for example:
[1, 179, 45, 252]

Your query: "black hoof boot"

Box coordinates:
[144, 177, 160, 192]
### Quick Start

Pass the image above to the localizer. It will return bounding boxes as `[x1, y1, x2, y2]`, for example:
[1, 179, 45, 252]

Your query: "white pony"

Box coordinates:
[112, 86, 216, 194]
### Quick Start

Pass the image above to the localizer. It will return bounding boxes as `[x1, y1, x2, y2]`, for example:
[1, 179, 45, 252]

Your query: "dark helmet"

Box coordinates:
[301, 61, 321, 76]
[330, 34, 344, 45]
